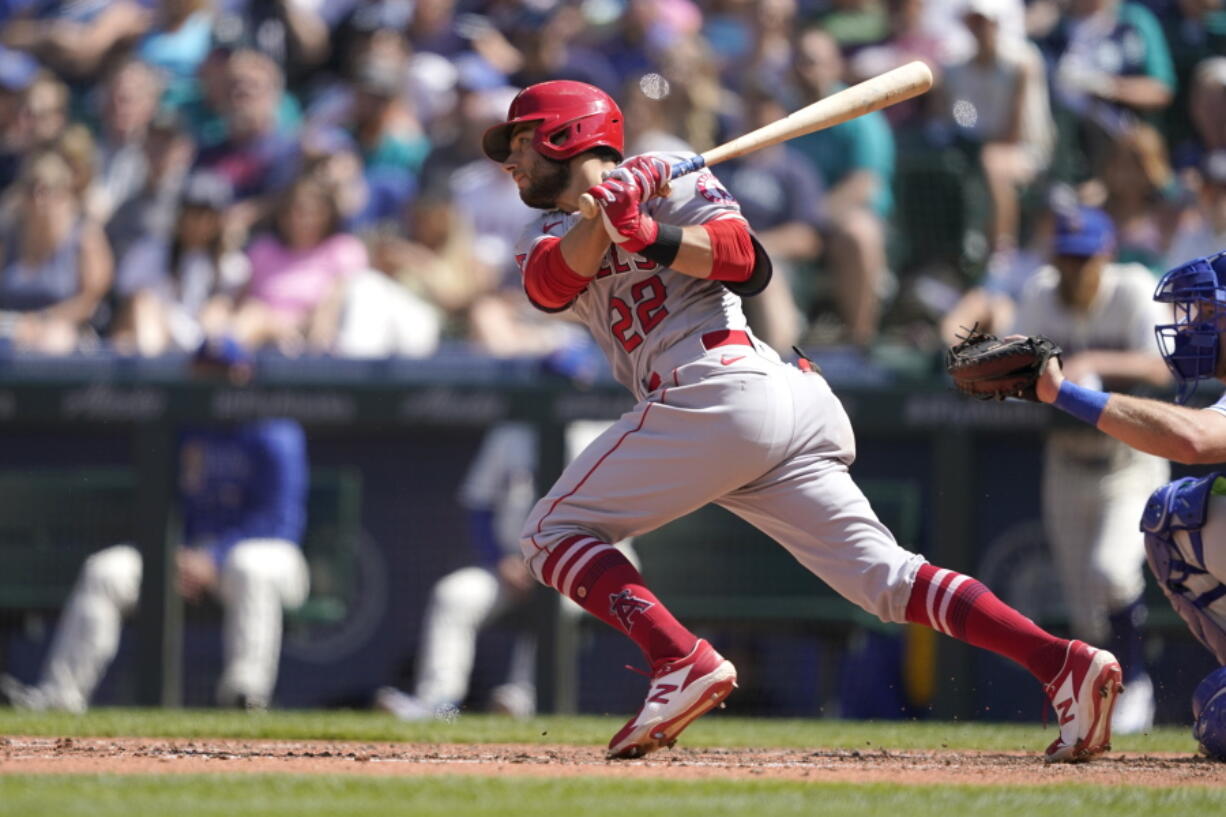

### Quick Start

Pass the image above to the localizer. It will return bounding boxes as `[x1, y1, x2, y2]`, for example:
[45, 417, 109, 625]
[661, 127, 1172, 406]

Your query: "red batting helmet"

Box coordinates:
[482, 80, 623, 163]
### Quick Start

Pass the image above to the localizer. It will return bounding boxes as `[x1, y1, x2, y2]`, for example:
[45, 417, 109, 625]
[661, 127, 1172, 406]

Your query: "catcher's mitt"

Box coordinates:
[946, 328, 1062, 402]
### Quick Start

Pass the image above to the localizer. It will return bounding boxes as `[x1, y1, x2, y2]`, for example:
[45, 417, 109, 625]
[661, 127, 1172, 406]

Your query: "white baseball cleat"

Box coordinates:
[1111, 672, 1155, 735]
[607, 639, 737, 760]
[1043, 640, 1124, 763]
[0, 674, 49, 712]
[373, 686, 437, 722]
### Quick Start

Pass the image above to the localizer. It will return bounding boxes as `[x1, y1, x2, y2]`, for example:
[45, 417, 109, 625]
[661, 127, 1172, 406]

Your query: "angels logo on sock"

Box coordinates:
[609, 590, 654, 630]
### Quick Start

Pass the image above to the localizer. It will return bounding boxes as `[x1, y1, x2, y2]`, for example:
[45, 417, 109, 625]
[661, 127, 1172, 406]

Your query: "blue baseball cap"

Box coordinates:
[0, 47, 37, 92]
[193, 336, 253, 369]
[1053, 206, 1115, 257]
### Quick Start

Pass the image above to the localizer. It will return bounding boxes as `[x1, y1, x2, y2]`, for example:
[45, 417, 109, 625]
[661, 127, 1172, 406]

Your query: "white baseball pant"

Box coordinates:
[520, 354, 925, 625]
[1043, 435, 1170, 642]
[32, 540, 308, 711]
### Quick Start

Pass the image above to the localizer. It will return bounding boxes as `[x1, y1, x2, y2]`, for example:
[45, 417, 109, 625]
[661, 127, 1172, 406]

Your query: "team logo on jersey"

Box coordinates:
[609, 589, 655, 630]
[695, 171, 736, 205]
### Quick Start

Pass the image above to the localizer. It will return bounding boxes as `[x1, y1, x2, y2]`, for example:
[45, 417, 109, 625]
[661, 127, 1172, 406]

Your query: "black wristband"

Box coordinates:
[638, 223, 682, 267]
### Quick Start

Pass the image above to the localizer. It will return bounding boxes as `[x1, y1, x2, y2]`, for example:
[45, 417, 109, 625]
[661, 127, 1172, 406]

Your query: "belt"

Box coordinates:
[645, 330, 755, 392]
[700, 329, 753, 350]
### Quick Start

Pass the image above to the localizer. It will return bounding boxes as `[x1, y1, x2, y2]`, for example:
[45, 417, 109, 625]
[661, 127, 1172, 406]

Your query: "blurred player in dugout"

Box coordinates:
[1010, 204, 1172, 734]
[375, 419, 636, 720]
[1031, 248, 1226, 759]
[0, 339, 310, 712]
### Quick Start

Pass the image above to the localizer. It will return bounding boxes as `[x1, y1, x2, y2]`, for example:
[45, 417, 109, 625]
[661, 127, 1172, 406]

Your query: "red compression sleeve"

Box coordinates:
[521, 237, 590, 311]
[702, 218, 756, 282]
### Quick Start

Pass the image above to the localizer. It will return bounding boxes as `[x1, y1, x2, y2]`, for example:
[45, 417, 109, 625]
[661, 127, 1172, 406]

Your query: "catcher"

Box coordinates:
[948, 249, 1226, 760]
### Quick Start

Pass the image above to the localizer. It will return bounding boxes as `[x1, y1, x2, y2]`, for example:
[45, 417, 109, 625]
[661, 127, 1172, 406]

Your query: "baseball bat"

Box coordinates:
[577, 60, 934, 220]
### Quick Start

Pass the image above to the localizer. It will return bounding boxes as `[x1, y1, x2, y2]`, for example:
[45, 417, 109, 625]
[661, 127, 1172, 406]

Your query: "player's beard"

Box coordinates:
[519, 157, 570, 210]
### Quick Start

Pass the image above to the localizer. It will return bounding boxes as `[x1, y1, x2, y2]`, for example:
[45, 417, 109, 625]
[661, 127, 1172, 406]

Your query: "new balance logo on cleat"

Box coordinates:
[648, 683, 678, 705]
[607, 639, 737, 760]
[1043, 641, 1123, 763]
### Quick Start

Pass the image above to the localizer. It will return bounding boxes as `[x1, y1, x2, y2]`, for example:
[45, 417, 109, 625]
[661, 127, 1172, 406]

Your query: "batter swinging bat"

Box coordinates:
[577, 60, 934, 220]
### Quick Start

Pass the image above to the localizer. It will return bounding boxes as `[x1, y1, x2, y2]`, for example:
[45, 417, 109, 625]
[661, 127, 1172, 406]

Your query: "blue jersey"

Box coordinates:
[178, 419, 308, 565]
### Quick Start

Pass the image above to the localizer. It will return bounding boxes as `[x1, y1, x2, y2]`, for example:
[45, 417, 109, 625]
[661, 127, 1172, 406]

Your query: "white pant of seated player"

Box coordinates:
[414, 539, 641, 715]
[32, 540, 308, 712]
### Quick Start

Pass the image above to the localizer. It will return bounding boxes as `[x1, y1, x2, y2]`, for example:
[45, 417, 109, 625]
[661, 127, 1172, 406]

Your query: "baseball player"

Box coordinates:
[483, 79, 1122, 761]
[0, 341, 310, 712]
[1011, 205, 1172, 734]
[1031, 249, 1226, 757]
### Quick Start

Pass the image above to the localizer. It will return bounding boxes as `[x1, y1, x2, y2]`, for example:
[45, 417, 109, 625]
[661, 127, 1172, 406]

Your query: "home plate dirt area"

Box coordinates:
[2, 736, 1225, 786]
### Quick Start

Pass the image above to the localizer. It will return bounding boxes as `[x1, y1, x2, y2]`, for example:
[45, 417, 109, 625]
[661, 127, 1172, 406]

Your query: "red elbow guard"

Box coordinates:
[703, 219, 755, 282]
[522, 237, 589, 311]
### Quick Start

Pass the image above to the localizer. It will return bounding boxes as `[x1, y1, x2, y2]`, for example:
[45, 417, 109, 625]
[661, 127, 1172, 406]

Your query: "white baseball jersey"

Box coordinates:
[1014, 261, 1170, 641]
[514, 152, 776, 402]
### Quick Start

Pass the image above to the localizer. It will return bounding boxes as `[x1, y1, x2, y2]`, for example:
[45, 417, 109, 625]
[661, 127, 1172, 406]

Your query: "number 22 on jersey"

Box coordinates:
[609, 274, 669, 352]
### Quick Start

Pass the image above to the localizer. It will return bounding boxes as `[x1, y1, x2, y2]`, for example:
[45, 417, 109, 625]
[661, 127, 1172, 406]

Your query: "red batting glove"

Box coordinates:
[605, 155, 672, 199]
[586, 177, 658, 252]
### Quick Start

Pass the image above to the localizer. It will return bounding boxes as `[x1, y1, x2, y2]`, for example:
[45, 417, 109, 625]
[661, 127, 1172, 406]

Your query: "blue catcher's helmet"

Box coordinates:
[1193, 666, 1226, 760]
[1154, 251, 1226, 403]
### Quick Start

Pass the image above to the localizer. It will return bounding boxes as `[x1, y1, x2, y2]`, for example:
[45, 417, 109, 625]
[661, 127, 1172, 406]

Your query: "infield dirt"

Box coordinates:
[2, 736, 1225, 786]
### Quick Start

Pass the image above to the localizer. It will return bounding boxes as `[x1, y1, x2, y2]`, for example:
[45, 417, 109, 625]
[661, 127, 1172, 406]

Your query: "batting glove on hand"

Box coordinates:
[605, 155, 672, 199]
[586, 176, 659, 252]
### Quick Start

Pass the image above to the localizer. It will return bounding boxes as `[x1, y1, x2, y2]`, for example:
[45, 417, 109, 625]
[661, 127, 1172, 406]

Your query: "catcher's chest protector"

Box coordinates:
[1142, 473, 1226, 665]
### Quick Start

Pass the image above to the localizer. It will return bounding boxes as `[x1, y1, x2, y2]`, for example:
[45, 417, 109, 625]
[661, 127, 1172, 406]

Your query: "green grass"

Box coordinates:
[0, 775, 1223, 817]
[0, 707, 1198, 754]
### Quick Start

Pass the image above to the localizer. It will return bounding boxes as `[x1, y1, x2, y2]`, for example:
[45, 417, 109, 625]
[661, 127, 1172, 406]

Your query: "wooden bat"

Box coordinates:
[577, 60, 934, 220]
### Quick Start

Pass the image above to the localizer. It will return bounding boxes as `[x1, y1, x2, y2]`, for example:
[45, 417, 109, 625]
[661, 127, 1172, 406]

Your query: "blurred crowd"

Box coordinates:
[0, 0, 1221, 362]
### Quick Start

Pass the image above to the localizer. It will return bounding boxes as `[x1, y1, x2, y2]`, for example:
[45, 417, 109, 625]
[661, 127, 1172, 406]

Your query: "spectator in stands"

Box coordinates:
[1165, 150, 1226, 269]
[369, 184, 494, 334]
[847, 0, 942, 130]
[209, 0, 337, 86]
[0, 149, 112, 353]
[299, 126, 377, 231]
[105, 111, 195, 265]
[0, 1, 151, 84]
[1041, 0, 1175, 180]
[651, 32, 724, 154]
[227, 173, 366, 354]
[0, 340, 310, 712]
[740, 0, 802, 94]
[791, 26, 895, 346]
[135, 0, 216, 111]
[810, 0, 889, 53]
[0, 46, 38, 191]
[938, 0, 1053, 261]
[407, 0, 468, 58]
[505, 5, 619, 92]
[87, 59, 164, 224]
[417, 85, 533, 296]
[1157, 0, 1226, 159]
[303, 58, 427, 229]
[111, 172, 247, 357]
[1182, 57, 1226, 169]
[721, 86, 825, 354]
[15, 69, 69, 154]
[1098, 121, 1182, 273]
[193, 48, 301, 246]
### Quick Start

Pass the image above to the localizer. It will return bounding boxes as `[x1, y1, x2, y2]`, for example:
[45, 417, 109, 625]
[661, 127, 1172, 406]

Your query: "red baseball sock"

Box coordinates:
[906, 563, 1069, 684]
[540, 535, 697, 666]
